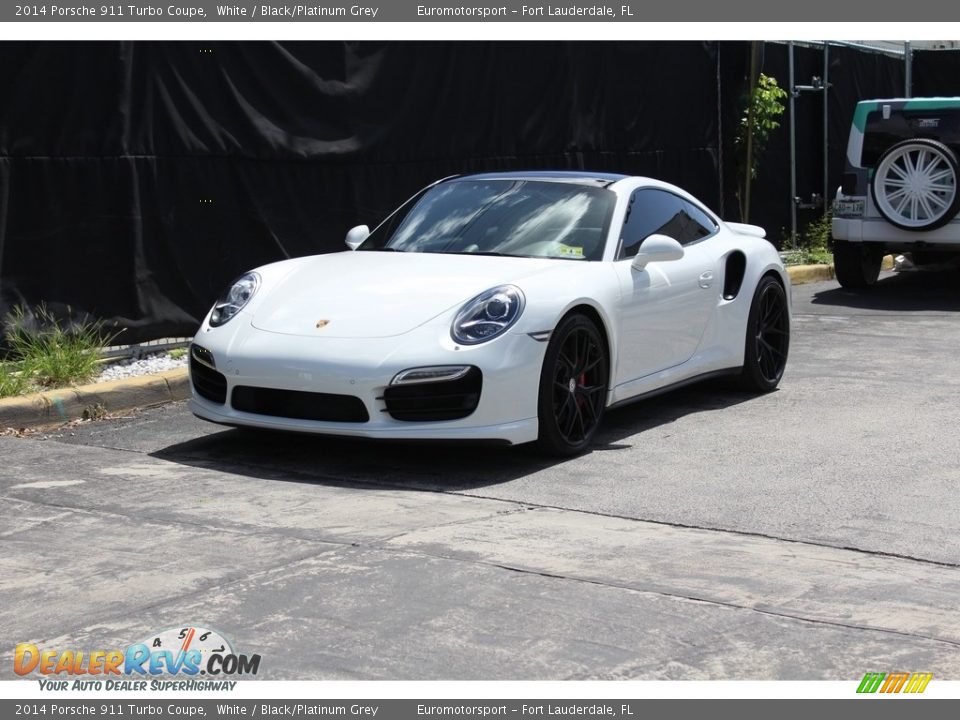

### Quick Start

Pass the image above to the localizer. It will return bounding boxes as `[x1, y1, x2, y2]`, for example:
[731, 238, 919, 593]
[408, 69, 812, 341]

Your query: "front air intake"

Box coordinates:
[189, 344, 227, 404]
[231, 386, 370, 423]
[383, 367, 482, 421]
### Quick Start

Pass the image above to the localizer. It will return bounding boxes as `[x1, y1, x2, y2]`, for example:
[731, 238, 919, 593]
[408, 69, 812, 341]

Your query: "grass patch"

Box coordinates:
[0, 361, 33, 399]
[2, 305, 118, 395]
[168, 348, 187, 360]
[781, 247, 833, 266]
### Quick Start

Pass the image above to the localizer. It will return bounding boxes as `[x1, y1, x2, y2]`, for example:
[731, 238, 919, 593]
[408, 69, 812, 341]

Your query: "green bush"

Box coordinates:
[3, 305, 117, 391]
[795, 212, 833, 264]
[800, 212, 832, 253]
[780, 212, 834, 265]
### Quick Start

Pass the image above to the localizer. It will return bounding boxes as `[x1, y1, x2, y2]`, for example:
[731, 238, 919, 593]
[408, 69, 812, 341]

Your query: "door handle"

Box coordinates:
[699, 271, 713, 289]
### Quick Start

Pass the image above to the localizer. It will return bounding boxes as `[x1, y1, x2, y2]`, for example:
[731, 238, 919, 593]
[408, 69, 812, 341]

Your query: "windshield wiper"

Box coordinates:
[435, 250, 510, 257]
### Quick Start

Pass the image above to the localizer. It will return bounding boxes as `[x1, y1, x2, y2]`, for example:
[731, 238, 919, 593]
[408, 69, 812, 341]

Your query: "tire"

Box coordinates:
[833, 239, 884, 289]
[739, 276, 790, 393]
[536, 313, 609, 456]
[871, 138, 960, 231]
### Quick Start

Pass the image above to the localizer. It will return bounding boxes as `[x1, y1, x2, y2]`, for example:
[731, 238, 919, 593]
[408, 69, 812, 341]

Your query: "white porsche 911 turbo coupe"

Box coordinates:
[189, 171, 790, 455]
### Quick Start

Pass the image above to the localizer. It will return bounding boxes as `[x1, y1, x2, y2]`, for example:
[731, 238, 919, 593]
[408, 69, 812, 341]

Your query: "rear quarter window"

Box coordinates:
[618, 188, 718, 258]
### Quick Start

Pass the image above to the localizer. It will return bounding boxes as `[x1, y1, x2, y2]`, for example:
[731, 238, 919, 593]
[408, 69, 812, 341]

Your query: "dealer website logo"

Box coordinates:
[856, 672, 933, 694]
[14, 625, 260, 690]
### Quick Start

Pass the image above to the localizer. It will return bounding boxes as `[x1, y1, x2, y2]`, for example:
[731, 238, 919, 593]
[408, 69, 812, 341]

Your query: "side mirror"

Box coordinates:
[631, 234, 684, 270]
[345, 225, 370, 251]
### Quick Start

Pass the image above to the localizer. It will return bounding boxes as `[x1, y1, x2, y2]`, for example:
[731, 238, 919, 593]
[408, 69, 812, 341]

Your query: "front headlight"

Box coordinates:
[451, 285, 525, 345]
[209, 272, 260, 327]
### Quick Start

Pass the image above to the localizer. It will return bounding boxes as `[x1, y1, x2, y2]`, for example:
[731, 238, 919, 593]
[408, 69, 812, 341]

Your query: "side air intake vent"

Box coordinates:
[723, 251, 747, 301]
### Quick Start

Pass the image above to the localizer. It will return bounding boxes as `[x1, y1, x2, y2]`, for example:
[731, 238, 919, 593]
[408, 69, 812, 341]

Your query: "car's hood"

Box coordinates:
[250, 251, 562, 338]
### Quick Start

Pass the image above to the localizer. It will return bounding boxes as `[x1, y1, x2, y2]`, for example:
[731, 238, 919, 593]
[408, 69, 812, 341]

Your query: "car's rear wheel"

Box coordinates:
[536, 313, 609, 456]
[872, 138, 960, 231]
[833, 240, 884, 289]
[739, 275, 789, 393]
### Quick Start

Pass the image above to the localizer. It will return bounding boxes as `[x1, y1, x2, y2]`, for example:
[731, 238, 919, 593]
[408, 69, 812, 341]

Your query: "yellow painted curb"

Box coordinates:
[787, 263, 835, 285]
[0, 367, 190, 430]
[787, 255, 895, 285]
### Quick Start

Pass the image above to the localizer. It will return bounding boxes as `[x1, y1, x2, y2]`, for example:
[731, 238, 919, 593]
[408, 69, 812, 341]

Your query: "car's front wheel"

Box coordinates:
[536, 313, 609, 456]
[739, 275, 790, 393]
[833, 240, 884, 289]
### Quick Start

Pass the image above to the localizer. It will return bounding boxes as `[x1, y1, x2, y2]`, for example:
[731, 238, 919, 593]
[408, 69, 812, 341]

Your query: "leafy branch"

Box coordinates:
[735, 73, 788, 221]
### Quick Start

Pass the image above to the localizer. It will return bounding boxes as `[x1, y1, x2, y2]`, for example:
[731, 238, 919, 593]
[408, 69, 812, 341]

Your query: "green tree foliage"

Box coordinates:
[736, 73, 788, 220]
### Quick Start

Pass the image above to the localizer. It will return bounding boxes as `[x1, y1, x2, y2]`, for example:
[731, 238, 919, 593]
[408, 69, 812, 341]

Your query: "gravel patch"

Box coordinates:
[95, 352, 187, 383]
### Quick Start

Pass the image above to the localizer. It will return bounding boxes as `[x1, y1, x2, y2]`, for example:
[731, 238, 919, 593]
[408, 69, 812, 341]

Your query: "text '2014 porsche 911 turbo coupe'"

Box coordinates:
[189, 172, 790, 455]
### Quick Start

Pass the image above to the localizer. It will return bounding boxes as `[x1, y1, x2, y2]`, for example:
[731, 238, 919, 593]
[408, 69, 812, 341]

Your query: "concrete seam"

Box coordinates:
[138, 451, 960, 571]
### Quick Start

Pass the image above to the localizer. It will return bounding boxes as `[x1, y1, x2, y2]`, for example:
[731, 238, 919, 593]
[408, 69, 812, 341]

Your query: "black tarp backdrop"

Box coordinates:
[745, 43, 906, 242]
[0, 41, 748, 342]
[0, 41, 930, 344]
[913, 49, 960, 95]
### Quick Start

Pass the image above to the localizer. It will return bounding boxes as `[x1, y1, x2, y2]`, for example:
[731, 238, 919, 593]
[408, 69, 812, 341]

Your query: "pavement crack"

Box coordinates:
[794, 312, 959, 319]
[374, 506, 531, 545]
[30, 438, 147, 455]
[441, 492, 960, 571]
[110, 450, 960, 571]
[0, 493, 354, 549]
[136, 452, 960, 570]
[393, 547, 960, 650]
[2, 534, 360, 646]
[9, 442, 959, 571]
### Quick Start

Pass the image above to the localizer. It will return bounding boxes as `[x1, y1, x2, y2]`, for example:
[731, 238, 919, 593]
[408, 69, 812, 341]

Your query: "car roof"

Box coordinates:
[856, 97, 960, 104]
[449, 170, 628, 186]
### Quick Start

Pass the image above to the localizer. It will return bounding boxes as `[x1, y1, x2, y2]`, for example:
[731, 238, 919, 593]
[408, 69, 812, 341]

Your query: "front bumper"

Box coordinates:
[187, 318, 544, 445]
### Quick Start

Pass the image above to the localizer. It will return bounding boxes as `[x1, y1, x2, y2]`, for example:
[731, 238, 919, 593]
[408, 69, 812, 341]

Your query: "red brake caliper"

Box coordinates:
[576, 366, 587, 409]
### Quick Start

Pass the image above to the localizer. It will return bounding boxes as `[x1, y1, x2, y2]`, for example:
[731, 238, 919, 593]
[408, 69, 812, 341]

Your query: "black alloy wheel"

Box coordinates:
[536, 313, 609, 456]
[739, 276, 790, 392]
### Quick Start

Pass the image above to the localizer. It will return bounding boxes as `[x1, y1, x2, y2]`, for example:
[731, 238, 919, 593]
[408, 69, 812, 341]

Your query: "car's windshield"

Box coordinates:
[358, 179, 615, 261]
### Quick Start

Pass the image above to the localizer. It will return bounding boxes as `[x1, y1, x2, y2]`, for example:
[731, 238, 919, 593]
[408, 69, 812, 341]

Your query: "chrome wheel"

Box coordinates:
[873, 139, 960, 231]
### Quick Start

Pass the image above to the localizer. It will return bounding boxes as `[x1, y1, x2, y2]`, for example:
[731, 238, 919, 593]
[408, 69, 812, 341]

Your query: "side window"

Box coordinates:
[619, 189, 718, 258]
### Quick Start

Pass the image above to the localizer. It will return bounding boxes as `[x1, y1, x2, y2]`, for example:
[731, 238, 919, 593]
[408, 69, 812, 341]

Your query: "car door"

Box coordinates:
[613, 188, 719, 385]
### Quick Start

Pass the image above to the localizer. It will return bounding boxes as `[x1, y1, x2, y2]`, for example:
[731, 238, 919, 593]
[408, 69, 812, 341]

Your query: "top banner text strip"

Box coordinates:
[4, 0, 958, 22]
